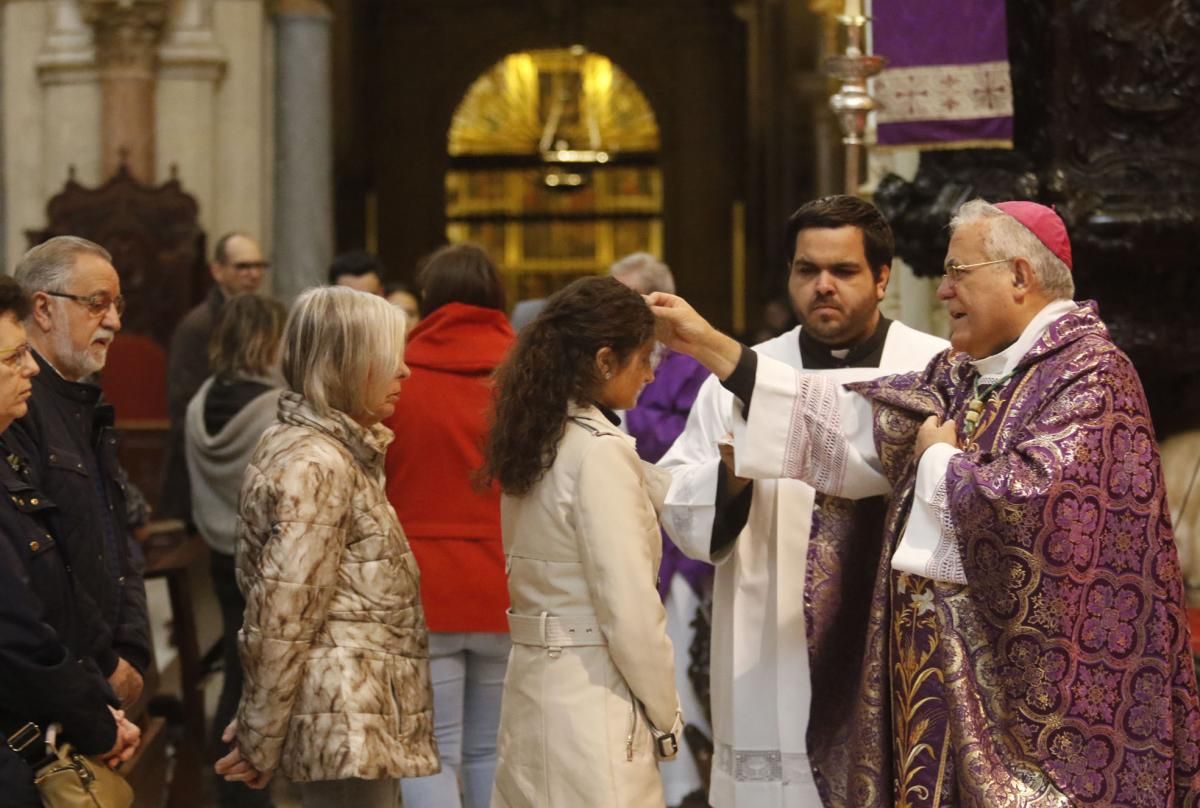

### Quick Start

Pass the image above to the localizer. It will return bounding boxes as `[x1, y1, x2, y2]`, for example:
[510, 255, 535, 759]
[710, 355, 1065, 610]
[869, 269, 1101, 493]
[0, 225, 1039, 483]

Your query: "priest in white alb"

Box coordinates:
[658, 195, 945, 807]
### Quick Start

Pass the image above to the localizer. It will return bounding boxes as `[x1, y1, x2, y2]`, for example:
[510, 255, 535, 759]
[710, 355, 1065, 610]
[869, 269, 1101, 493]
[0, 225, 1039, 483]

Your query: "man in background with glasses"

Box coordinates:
[649, 199, 1200, 805]
[162, 232, 269, 526]
[9, 236, 150, 710]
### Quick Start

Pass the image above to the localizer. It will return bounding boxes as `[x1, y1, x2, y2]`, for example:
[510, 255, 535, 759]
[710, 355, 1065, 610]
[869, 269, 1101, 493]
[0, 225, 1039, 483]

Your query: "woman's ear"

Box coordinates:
[595, 346, 615, 380]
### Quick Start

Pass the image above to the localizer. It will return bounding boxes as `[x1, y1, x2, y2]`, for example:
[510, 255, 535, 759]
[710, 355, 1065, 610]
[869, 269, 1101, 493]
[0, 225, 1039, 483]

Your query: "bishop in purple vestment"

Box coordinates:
[648, 200, 1200, 806]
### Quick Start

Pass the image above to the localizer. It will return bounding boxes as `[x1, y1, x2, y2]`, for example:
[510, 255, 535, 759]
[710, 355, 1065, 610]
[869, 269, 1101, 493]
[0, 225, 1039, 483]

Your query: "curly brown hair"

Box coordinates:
[482, 276, 655, 496]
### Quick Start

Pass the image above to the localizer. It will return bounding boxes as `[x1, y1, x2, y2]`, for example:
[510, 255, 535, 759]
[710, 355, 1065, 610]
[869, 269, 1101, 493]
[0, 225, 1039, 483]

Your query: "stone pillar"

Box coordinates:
[37, 0, 102, 192]
[4, 1, 52, 269]
[156, 0, 225, 230]
[83, 0, 167, 182]
[210, 0, 270, 252]
[271, 0, 333, 300]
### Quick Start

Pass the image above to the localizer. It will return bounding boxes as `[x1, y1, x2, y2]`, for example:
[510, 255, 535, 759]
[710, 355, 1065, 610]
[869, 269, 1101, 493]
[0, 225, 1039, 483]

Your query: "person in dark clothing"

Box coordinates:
[330, 250, 386, 296]
[9, 236, 151, 707]
[0, 274, 140, 805]
[185, 293, 285, 808]
[162, 232, 269, 525]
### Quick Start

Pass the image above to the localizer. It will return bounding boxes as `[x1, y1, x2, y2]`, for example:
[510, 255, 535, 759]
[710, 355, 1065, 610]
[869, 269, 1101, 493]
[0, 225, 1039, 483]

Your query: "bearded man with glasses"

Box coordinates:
[9, 236, 151, 711]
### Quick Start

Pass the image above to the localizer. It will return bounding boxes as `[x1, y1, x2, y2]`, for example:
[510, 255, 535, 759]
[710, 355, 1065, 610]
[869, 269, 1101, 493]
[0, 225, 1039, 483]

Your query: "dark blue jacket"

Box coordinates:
[7, 352, 150, 676]
[0, 441, 118, 806]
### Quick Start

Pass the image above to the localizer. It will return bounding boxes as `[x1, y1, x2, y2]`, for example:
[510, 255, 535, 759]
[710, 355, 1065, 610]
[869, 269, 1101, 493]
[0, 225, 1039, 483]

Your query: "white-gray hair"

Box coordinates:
[281, 285, 407, 419]
[610, 252, 675, 295]
[13, 236, 113, 299]
[950, 199, 1074, 300]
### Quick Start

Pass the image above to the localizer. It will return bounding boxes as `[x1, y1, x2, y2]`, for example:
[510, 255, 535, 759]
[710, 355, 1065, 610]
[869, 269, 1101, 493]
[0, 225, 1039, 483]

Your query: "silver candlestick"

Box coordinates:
[823, 14, 886, 194]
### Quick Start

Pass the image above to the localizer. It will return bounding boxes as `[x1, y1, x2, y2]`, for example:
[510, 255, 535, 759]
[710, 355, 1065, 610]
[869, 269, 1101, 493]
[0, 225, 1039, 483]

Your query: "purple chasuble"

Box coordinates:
[816, 301, 1200, 806]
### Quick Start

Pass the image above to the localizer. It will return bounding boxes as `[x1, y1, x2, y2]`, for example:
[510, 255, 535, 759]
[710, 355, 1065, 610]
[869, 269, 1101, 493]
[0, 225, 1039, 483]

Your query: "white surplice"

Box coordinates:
[658, 322, 947, 808]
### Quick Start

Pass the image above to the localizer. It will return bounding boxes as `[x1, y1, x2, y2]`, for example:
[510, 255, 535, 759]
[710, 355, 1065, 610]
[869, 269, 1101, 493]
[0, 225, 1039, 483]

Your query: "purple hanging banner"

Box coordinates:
[872, 0, 1013, 149]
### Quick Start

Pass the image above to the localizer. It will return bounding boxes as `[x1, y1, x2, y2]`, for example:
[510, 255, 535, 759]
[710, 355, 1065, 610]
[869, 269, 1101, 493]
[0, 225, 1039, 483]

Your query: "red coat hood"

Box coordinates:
[403, 302, 514, 374]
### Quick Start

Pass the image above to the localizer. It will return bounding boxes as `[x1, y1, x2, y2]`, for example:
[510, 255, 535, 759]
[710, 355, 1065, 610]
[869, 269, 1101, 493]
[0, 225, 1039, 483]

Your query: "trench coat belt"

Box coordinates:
[507, 609, 607, 648]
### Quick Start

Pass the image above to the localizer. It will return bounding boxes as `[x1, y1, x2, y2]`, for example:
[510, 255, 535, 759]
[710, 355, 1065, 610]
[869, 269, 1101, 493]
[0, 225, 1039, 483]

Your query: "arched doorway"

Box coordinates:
[445, 47, 662, 304]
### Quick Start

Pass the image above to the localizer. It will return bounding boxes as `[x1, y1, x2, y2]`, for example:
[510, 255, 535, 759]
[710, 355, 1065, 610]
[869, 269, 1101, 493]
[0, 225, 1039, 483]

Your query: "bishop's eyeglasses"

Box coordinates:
[942, 257, 1014, 284]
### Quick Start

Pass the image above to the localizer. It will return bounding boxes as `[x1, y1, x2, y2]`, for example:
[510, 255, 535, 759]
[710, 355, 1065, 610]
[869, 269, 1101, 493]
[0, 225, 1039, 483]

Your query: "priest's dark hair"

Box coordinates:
[482, 276, 654, 496]
[784, 194, 895, 279]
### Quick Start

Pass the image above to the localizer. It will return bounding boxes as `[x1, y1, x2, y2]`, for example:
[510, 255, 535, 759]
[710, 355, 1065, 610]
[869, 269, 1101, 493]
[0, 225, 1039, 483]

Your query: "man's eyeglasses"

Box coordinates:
[231, 261, 270, 273]
[942, 257, 1013, 284]
[45, 291, 126, 317]
[0, 342, 31, 369]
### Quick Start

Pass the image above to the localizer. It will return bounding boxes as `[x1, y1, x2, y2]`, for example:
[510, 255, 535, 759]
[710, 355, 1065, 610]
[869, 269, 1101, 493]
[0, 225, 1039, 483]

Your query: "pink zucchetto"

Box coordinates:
[995, 201, 1073, 271]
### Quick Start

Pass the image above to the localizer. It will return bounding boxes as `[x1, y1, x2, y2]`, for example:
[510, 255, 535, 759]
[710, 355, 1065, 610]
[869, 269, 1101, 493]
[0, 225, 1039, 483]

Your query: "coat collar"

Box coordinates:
[567, 401, 635, 446]
[277, 391, 393, 469]
[30, 350, 115, 431]
[31, 349, 103, 407]
[944, 299, 1109, 389]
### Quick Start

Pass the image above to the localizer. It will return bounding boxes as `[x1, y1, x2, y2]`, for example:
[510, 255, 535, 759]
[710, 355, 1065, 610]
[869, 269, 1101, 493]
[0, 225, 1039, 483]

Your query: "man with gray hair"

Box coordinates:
[650, 200, 1200, 804]
[611, 251, 677, 296]
[8, 236, 150, 708]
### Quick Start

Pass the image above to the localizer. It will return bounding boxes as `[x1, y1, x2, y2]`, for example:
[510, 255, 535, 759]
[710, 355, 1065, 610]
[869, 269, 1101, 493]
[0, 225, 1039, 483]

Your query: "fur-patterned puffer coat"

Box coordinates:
[233, 392, 439, 782]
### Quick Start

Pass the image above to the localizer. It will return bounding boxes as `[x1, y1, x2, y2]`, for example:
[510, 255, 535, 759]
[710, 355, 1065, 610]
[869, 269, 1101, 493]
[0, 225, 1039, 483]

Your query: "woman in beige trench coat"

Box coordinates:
[483, 277, 682, 808]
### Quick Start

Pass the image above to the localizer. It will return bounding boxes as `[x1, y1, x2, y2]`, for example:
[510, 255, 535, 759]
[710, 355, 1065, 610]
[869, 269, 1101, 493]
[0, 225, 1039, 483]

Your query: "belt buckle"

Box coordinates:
[655, 731, 679, 759]
[6, 723, 40, 754]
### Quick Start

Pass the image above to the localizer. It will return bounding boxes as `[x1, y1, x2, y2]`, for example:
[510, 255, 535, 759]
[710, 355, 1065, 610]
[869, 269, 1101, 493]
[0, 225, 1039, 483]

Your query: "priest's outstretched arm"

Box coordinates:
[649, 292, 891, 501]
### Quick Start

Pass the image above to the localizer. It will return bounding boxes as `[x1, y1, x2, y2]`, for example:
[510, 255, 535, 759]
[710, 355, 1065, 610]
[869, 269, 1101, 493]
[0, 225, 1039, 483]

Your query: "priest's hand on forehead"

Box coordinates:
[646, 291, 744, 379]
[646, 292, 707, 350]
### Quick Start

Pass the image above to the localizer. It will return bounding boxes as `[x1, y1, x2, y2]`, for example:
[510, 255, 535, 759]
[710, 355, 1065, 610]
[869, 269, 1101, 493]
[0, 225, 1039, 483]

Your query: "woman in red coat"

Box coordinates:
[385, 244, 514, 808]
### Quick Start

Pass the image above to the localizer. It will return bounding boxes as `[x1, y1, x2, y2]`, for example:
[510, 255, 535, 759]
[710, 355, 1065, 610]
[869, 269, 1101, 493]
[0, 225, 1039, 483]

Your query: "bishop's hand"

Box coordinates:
[914, 415, 959, 461]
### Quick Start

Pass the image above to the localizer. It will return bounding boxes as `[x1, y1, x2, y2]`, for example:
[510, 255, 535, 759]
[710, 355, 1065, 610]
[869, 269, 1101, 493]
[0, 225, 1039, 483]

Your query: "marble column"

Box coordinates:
[271, 0, 333, 300]
[4, 1, 52, 269]
[157, 0, 225, 231]
[210, 0, 270, 251]
[83, 0, 167, 183]
[37, 0, 102, 193]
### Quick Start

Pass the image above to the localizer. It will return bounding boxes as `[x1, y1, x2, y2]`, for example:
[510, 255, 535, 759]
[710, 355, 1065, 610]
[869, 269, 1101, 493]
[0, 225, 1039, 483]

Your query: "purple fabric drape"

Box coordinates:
[873, 0, 1014, 148]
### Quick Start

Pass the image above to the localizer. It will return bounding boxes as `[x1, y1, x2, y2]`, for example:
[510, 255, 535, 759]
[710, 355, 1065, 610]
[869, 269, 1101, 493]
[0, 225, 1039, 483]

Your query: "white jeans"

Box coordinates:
[400, 632, 510, 808]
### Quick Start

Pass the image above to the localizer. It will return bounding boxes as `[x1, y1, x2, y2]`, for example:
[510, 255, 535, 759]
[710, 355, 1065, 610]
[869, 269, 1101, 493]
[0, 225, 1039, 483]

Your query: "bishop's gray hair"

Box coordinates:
[950, 199, 1074, 300]
[610, 252, 675, 295]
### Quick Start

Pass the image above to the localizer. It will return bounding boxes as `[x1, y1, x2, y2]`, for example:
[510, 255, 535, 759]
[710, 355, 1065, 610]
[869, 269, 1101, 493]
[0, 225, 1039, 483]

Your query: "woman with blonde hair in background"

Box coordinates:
[215, 286, 438, 807]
